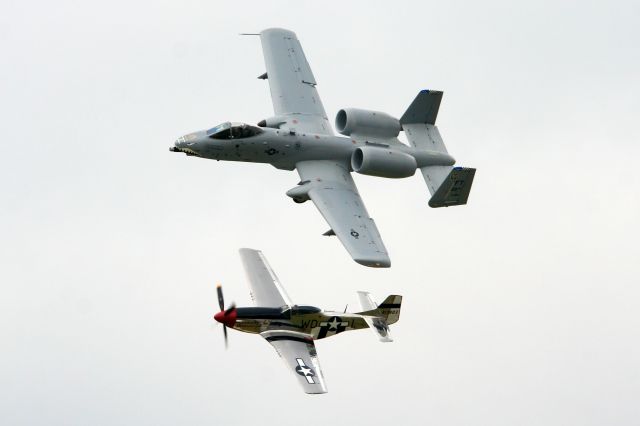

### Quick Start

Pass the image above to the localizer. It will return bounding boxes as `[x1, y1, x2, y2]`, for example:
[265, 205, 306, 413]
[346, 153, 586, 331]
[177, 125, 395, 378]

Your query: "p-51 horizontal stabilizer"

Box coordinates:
[356, 292, 402, 342]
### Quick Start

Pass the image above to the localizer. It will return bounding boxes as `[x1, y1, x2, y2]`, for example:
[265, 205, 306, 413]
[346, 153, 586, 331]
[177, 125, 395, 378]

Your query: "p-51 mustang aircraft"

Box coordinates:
[172, 28, 476, 267]
[214, 248, 402, 394]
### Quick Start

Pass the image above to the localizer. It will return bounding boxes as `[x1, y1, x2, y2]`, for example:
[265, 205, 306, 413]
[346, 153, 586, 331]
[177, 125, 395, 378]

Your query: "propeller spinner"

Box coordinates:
[214, 284, 236, 348]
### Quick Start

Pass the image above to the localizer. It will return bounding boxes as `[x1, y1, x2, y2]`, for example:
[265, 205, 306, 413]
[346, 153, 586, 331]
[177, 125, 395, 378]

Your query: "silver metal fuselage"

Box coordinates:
[172, 126, 455, 171]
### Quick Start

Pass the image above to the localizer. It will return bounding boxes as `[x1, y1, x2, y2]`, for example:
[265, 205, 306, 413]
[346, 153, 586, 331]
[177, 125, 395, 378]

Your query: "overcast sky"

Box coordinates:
[1, 0, 639, 425]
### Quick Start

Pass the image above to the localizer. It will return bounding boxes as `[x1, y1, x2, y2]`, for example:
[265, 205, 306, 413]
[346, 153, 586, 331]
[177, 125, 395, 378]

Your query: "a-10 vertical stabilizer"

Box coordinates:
[401, 90, 476, 207]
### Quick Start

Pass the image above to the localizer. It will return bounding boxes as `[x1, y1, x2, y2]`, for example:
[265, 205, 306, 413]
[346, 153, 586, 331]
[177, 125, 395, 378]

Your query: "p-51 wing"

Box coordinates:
[239, 248, 292, 308]
[261, 330, 328, 394]
[258, 28, 333, 135]
[295, 160, 390, 267]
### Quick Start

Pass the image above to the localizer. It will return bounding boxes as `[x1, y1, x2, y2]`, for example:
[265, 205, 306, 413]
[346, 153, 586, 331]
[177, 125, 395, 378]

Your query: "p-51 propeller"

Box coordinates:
[214, 284, 236, 348]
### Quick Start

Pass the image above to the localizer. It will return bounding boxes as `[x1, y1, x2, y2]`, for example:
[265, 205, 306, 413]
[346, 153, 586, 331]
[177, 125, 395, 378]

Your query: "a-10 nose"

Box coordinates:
[170, 136, 185, 152]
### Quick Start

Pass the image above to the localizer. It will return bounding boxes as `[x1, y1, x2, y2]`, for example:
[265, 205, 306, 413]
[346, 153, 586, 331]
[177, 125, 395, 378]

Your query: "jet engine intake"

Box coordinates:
[351, 146, 417, 178]
[335, 108, 401, 138]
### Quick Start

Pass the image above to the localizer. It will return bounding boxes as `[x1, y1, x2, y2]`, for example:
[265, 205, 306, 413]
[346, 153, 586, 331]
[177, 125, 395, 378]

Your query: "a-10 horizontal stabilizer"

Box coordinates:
[427, 167, 476, 208]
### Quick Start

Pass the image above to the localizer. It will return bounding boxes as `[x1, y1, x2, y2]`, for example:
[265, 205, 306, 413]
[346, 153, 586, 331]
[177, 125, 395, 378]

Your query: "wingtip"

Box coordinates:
[304, 388, 329, 395]
[354, 258, 391, 268]
[260, 28, 297, 38]
[238, 247, 263, 258]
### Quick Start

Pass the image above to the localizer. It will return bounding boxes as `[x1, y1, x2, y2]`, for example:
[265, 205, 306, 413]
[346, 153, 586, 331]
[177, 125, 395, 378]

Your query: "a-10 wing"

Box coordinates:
[258, 29, 390, 267]
[261, 330, 328, 394]
[296, 160, 390, 267]
[258, 28, 333, 135]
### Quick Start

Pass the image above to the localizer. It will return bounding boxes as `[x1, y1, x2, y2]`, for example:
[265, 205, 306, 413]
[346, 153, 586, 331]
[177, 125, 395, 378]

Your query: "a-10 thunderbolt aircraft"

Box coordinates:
[214, 248, 402, 394]
[171, 28, 476, 268]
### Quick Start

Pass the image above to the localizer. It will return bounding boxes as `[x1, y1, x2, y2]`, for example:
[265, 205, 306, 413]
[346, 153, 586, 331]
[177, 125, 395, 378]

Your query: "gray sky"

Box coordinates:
[1, 0, 639, 424]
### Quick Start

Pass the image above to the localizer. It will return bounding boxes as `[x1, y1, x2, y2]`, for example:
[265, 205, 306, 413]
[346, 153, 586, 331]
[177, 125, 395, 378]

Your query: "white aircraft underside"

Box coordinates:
[172, 28, 476, 267]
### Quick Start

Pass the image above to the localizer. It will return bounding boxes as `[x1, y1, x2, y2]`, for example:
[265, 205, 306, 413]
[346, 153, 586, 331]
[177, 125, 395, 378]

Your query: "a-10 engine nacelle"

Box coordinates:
[335, 108, 401, 139]
[351, 146, 417, 179]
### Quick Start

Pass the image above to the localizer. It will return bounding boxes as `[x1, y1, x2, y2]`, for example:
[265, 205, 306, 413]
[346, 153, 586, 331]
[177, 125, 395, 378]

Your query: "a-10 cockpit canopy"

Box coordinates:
[206, 122, 263, 140]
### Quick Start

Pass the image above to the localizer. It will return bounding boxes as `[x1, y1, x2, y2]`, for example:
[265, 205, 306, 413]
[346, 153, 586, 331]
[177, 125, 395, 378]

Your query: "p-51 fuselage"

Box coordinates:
[214, 304, 370, 340]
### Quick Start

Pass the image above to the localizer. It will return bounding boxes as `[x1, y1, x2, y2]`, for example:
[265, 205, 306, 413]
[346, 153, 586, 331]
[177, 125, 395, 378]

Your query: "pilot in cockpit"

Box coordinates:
[206, 122, 263, 140]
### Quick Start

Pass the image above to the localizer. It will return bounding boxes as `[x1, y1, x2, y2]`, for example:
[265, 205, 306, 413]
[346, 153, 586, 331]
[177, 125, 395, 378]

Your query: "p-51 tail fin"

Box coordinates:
[401, 90, 476, 207]
[356, 292, 402, 342]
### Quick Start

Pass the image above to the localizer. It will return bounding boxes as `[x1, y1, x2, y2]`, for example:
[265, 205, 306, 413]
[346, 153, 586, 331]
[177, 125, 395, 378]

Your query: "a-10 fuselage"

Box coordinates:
[171, 122, 455, 171]
[214, 305, 370, 340]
